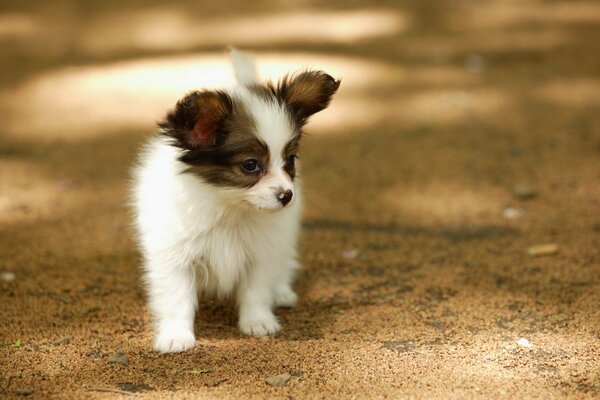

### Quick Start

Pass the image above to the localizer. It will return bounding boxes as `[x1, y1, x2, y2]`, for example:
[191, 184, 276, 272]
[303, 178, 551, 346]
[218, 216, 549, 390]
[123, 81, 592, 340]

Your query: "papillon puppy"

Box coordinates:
[131, 49, 339, 353]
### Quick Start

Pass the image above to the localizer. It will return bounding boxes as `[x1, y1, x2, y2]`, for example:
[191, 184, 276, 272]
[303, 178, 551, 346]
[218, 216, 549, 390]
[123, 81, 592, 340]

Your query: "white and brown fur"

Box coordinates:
[131, 49, 339, 353]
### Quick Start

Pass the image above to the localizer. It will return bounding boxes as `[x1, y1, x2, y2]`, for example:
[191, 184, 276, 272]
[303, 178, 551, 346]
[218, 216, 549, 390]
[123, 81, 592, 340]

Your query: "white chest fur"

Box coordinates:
[132, 137, 301, 296]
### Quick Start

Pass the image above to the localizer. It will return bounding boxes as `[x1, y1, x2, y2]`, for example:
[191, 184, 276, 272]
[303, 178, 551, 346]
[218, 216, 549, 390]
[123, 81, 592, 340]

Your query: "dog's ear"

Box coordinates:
[160, 90, 232, 149]
[277, 71, 340, 124]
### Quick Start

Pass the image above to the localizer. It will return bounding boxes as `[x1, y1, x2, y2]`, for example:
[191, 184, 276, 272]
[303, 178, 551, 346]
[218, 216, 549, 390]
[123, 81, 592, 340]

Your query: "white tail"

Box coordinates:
[228, 47, 259, 85]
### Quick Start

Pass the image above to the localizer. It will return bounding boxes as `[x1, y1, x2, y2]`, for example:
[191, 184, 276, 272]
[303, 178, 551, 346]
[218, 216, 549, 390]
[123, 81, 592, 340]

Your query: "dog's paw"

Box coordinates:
[273, 285, 298, 308]
[154, 322, 196, 353]
[239, 312, 281, 336]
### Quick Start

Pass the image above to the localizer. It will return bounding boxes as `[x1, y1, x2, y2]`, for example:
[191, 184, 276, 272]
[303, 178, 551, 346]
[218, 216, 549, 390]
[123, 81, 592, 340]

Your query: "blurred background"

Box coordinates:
[1, 0, 599, 398]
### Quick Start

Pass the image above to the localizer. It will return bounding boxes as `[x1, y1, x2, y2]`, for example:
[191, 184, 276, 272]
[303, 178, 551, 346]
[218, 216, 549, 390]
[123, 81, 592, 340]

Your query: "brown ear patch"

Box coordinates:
[159, 90, 233, 150]
[277, 71, 340, 124]
[189, 92, 232, 147]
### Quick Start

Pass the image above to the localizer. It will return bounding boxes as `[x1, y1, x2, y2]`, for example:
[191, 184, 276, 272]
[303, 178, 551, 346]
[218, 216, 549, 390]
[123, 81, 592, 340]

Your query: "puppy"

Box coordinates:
[131, 49, 339, 353]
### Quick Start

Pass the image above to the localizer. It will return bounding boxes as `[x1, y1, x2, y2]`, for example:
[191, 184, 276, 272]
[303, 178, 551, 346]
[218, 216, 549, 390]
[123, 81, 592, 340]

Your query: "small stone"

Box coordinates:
[265, 373, 291, 387]
[87, 348, 104, 359]
[16, 388, 33, 396]
[503, 207, 522, 220]
[118, 382, 153, 393]
[527, 244, 559, 257]
[513, 186, 538, 200]
[465, 53, 485, 72]
[52, 336, 73, 345]
[1, 272, 15, 282]
[109, 349, 128, 366]
[517, 338, 533, 348]
[382, 340, 414, 353]
[189, 368, 213, 375]
[342, 249, 359, 260]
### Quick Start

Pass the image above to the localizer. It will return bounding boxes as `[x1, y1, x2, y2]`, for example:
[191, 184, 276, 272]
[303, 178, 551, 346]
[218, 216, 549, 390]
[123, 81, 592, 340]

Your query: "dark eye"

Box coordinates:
[241, 159, 261, 173]
[285, 155, 297, 169]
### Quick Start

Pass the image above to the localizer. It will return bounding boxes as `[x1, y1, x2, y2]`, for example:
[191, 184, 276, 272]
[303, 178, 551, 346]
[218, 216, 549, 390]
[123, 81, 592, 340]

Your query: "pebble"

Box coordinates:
[16, 388, 33, 396]
[513, 186, 538, 200]
[342, 249, 359, 260]
[517, 338, 533, 348]
[265, 373, 291, 387]
[1, 272, 15, 282]
[527, 244, 559, 257]
[52, 336, 73, 345]
[189, 368, 213, 375]
[465, 53, 486, 72]
[118, 382, 153, 393]
[108, 349, 129, 366]
[503, 207, 522, 220]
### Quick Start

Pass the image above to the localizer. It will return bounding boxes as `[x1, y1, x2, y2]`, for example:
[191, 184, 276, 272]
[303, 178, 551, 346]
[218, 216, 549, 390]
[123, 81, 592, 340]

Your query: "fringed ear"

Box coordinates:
[277, 71, 340, 124]
[159, 90, 232, 149]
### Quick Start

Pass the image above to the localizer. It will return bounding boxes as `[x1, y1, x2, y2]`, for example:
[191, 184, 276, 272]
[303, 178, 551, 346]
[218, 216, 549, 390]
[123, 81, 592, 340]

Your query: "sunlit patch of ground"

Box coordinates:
[1, 50, 507, 139]
[453, 1, 600, 29]
[404, 30, 570, 57]
[79, 8, 410, 55]
[0, 52, 401, 140]
[0, 8, 409, 59]
[0, 13, 72, 60]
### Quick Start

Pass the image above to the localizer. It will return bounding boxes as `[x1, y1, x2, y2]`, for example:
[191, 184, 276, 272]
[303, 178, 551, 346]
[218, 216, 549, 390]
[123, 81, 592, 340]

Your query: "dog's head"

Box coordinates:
[160, 71, 340, 211]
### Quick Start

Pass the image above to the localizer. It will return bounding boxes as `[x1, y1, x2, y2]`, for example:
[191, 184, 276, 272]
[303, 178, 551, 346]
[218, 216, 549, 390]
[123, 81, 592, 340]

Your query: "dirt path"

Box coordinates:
[1, 1, 599, 398]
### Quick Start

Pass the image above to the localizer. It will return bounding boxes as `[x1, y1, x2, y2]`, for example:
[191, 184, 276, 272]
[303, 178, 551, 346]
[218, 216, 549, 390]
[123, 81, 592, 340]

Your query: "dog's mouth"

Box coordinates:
[251, 203, 285, 213]
[242, 198, 290, 213]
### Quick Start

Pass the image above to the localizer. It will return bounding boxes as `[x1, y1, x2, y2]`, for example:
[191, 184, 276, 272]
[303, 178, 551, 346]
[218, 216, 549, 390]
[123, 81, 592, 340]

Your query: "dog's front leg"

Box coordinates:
[272, 257, 299, 308]
[237, 259, 281, 336]
[144, 253, 197, 353]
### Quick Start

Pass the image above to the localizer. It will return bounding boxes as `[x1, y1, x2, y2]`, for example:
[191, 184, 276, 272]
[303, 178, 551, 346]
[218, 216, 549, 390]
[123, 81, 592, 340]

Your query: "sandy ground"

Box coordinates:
[1, 0, 600, 398]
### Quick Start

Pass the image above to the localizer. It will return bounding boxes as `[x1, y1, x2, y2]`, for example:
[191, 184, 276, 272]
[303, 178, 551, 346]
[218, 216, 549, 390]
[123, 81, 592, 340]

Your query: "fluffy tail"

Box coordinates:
[228, 47, 259, 85]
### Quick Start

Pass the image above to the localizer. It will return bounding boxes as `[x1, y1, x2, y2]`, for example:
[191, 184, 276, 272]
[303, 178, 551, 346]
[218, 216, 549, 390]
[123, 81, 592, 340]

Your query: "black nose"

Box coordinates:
[277, 189, 293, 206]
